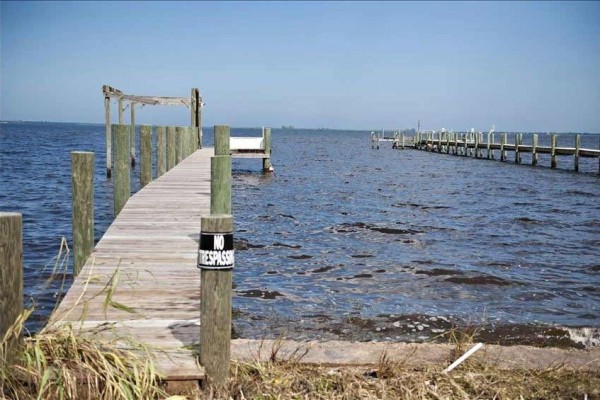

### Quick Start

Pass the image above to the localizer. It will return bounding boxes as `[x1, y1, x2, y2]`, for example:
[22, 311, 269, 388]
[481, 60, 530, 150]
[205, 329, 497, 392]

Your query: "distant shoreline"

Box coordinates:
[1, 120, 599, 135]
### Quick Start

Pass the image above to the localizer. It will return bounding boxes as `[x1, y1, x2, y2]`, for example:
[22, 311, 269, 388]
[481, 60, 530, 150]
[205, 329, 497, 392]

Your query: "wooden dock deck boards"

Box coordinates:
[51, 148, 215, 380]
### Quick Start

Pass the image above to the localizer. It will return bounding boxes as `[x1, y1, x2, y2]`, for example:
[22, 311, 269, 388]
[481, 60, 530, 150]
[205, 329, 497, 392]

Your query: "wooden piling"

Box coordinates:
[263, 127, 273, 172]
[532, 134, 538, 166]
[515, 133, 521, 164]
[118, 97, 124, 124]
[486, 132, 491, 159]
[130, 103, 136, 168]
[199, 215, 233, 388]
[176, 126, 185, 164]
[200, 124, 233, 387]
[474, 132, 480, 158]
[71, 151, 94, 276]
[464, 133, 468, 156]
[189, 126, 197, 155]
[113, 124, 130, 216]
[167, 126, 177, 171]
[574, 134, 580, 172]
[191, 88, 202, 148]
[141, 125, 152, 188]
[490, 133, 495, 159]
[500, 133, 507, 161]
[156, 126, 167, 177]
[104, 93, 112, 178]
[0, 212, 23, 363]
[551, 134, 557, 169]
[401, 132, 405, 149]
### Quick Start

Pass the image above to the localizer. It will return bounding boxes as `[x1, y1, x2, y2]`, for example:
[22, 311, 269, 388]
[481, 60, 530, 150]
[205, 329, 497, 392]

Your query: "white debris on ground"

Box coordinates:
[566, 327, 600, 348]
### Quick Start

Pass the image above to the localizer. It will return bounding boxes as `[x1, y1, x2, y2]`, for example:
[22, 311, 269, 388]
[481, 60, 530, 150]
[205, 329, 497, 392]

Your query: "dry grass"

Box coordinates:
[1, 240, 167, 400]
[220, 360, 599, 400]
[1, 319, 167, 400]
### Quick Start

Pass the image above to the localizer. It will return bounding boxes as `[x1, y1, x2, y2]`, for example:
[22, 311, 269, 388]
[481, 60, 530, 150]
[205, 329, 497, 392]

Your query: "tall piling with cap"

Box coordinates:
[199, 125, 233, 388]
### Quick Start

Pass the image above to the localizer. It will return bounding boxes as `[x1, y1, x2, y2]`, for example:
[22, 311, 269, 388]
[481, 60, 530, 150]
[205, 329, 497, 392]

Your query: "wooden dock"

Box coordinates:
[388, 131, 600, 173]
[51, 148, 214, 381]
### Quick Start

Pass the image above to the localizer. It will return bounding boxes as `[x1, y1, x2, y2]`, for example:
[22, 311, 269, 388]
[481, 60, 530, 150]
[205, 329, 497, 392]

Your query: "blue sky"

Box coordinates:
[1, 1, 599, 132]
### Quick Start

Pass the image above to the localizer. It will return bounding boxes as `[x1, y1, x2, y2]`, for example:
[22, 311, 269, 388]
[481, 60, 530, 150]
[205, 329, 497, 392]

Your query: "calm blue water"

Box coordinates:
[1, 122, 599, 343]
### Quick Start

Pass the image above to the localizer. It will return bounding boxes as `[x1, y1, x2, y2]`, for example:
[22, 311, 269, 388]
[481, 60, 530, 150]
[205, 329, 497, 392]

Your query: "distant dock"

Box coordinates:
[381, 130, 600, 173]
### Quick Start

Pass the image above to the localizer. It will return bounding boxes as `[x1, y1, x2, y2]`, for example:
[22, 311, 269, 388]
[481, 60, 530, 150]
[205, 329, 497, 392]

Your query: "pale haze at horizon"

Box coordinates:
[1, 1, 599, 133]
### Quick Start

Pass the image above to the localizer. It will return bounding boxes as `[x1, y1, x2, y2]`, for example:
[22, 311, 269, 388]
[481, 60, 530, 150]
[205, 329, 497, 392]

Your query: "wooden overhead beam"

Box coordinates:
[102, 85, 193, 108]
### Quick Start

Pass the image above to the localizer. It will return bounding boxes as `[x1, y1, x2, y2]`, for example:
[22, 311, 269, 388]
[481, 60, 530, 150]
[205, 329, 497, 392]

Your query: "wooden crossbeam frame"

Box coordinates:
[103, 85, 204, 178]
[102, 85, 193, 108]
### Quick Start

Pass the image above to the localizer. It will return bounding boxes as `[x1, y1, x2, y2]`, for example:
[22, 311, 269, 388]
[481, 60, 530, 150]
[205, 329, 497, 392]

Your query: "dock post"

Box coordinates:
[118, 97, 124, 124]
[191, 88, 198, 130]
[0, 212, 23, 363]
[464, 133, 468, 156]
[130, 103, 136, 168]
[104, 91, 112, 178]
[486, 132, 491, 159]
[474, 132, 479, 158]
[515, 133, 521, 164]
[141, 125, 152, 188]
[401, 132, 405, 149]
[446, 131, 450, 154]
[71, 151, 94, 276]
[500, 133, 507, 161]
[200, 125, 233, 388]
[452, 132, 456, 155]
[113, 124, 131, 216]
[199, 215, 233, 388]
[191, 88, 203, 149]
[156, 126, 167, 177]
[190, 126, 198, 154]
[574, 134, 580, 172]
[198, 94, 204, 149]
[532, 134, 538, 166]
[490, 133, 495, 159]
[176, 126, 185, 164]
[263, 127, 273, 172]
[166, 126, 176, 171]
[551, 134, 557, 169]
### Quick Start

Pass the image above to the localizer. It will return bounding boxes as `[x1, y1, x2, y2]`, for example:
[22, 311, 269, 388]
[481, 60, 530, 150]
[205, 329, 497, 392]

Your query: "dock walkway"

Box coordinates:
[51, 148, 214, 380]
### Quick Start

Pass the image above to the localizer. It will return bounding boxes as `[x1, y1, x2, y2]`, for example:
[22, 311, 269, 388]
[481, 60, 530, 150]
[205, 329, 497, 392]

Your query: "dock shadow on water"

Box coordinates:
[232, 129, 600, 348]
